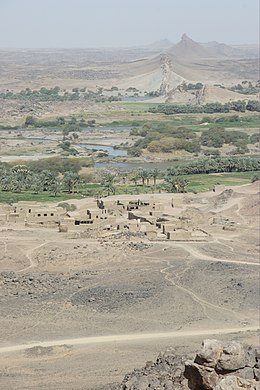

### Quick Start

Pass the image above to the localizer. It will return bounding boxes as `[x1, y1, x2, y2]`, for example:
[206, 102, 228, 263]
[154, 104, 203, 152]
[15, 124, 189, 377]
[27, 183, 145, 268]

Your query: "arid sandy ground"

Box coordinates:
[0, 182, 259, 389]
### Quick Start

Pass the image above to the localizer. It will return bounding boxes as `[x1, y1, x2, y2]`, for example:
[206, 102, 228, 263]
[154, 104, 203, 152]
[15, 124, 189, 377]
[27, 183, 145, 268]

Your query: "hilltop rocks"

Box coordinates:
[100, 340, 259, 390]
[194, 339, 256, 373]
[184, 339, 259, 390]
[215, 341, 256, 373]
[121, 349, 188, 389]
[194, 339, 223, 367]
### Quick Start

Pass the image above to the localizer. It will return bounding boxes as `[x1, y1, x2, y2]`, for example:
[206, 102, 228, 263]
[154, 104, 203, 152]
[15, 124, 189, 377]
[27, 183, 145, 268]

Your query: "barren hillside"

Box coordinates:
[0, 35, 258, 111]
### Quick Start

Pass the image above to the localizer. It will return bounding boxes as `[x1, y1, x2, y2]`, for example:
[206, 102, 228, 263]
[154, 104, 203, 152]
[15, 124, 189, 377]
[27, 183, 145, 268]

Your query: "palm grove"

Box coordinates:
[0, 156, 259, 198]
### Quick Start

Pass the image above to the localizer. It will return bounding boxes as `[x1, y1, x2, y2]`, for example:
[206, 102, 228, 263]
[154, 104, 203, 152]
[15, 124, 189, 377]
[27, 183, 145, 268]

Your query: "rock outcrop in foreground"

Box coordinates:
[184, 339, 259, 390]
[102, 340, 259, 390]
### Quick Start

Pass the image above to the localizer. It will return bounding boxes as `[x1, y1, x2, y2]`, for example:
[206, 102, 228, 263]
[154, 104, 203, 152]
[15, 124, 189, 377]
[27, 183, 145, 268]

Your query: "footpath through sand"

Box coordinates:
[0, 326, 258, 354]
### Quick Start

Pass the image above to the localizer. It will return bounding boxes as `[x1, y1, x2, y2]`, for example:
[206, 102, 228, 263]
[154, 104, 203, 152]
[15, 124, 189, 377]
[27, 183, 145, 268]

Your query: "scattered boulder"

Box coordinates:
[215, 342, 256, 373]
[120, 349, 189, 389]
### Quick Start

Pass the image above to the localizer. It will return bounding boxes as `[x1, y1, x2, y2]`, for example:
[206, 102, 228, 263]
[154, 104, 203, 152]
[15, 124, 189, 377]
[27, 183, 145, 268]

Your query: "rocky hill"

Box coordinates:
[201, 42, 259, 59]
[117, 34, 259, 94]
[168, 34, 216, 61]
[97, 340, 259, 389]
[167, 34, 259, 61]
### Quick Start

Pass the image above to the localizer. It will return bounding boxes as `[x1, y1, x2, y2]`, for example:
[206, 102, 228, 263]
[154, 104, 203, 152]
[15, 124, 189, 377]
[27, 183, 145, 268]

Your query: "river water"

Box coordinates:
[79, 143, 128, 157]
[2, 125, 179, 171]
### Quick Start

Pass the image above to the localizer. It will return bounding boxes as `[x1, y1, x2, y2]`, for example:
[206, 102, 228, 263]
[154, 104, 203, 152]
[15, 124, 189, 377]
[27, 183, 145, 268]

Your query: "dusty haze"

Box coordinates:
[0, 0, 258, 48]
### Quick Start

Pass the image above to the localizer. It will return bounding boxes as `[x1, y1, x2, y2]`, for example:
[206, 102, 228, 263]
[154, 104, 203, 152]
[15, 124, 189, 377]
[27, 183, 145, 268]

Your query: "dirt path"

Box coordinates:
[235, 198, 247, 224]
[166, 242, 258, 266]
[16, 241, 51, 273]
[160, 261, 238, 322]
[126, 240, 258, 266]
[0, 326, 258, 354]
[126, 242, 257, 324]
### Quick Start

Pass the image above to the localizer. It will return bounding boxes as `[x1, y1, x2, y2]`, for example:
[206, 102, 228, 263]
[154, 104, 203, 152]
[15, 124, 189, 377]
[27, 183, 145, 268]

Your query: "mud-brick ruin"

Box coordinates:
[0, 190, 226, 241]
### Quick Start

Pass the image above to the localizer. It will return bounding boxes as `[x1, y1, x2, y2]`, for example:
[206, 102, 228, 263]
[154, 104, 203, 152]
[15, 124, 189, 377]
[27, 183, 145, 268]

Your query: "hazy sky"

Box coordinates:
[0, 0, 258, 48]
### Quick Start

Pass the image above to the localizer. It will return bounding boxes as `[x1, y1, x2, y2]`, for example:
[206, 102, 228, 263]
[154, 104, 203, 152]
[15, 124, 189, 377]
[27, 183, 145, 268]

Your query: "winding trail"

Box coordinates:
[160, 261, 213, 321]
[16, 241, 51, 273]
[129, 242, 257, 325]
[120, 242, 257, 324]
[0, 326, 258, 354]
[160, 260, 238, 321]
[235, 198, 247, 224]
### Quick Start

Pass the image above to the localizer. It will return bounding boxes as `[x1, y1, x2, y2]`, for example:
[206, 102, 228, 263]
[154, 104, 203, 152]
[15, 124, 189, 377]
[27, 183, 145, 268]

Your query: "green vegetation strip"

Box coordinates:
[0, 171, 257, 203]
[0, 192, 84, 203]
[186, 171, 257, 192]
[115, 102, 160, 112]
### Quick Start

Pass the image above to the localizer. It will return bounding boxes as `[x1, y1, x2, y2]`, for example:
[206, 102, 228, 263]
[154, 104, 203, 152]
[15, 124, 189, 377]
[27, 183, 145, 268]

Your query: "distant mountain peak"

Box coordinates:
[181, 33, 190, 41]
[168, 34, 214, 60]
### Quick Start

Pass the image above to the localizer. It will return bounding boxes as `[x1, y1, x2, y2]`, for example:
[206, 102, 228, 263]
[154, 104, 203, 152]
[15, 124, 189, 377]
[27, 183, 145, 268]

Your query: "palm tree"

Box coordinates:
[29, 170, 60, 196]
[30, 174, 43, 194]
[164, 175, 188, 193]
[0, 168, 12, 191]
[63, 171, 79, 194]
[129, 172, 139, 186]
[9, 165, 30, 193]
[48, 178, 60, 197]
[139, 169, 149, 186]
[146, 171, 151, 185]
[11, 165, 30, 192]
[151, 168, 160, 186]
[101, 173, 116, 196]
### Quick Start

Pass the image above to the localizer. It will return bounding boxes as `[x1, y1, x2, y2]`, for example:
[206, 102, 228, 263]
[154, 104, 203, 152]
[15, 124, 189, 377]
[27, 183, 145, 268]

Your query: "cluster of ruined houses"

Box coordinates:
[0, 196, 211, 241]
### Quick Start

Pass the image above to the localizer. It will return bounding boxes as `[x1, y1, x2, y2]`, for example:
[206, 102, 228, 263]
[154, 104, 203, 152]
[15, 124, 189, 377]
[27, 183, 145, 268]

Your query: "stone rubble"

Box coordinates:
[96, 340, 259, 390]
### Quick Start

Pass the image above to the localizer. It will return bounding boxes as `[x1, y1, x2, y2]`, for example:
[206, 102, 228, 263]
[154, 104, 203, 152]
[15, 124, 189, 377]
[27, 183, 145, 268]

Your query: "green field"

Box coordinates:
[115, 102, 160, 112]
[186, 171, 259, 192]
[103, 110, 260, 133]
[0, 192, 84, 204]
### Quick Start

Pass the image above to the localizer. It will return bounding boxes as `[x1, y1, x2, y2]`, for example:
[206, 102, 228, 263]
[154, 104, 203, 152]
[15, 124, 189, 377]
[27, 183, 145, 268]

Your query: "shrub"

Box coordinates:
[58, 203, 77, 211]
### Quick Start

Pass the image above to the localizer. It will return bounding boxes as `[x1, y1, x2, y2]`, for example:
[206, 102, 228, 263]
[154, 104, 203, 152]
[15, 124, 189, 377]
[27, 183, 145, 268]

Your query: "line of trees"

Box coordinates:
[8, 156, 93, 174]
[0, 86, 122, 103]
[0, 164, 80, 196]
[24, 115, 96, 129]
[166, 156, 260, 176]
[1, 87, 80, 102]
[148, 100, 260, 115]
